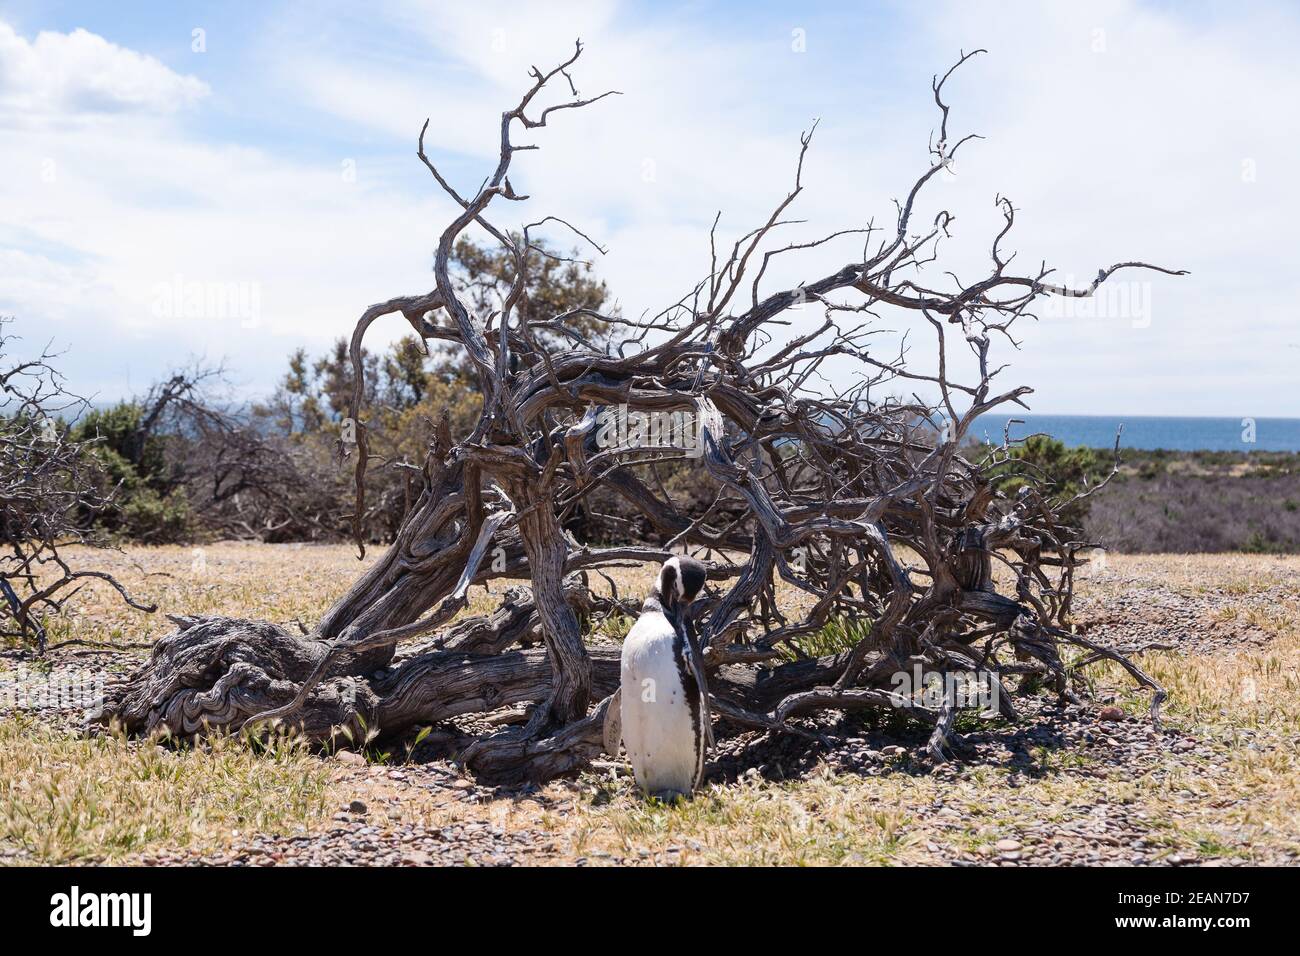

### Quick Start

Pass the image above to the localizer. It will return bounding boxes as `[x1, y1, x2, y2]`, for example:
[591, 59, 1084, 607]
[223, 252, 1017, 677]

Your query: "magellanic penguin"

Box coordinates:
[618, 555, 711, 801]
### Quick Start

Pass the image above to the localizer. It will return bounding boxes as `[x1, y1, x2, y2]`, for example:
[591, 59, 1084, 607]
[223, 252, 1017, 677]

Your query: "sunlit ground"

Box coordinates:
[2, 544, 1297, 865]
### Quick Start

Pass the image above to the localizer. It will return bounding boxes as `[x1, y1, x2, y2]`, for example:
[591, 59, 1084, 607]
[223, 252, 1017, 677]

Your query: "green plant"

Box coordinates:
[783, 617, 873, 660]
[71, 402, 194, 543]
[988, 436, 1109, 528]
[594, 613, 634, 642]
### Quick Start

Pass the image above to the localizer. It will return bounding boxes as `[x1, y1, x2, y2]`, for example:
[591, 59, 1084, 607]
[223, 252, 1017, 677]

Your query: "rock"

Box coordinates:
[348, 800, 368, 814]
[1098, 706, 1125, 721]
[335, 750, 366, 766]
[995, 838, 1022, 852]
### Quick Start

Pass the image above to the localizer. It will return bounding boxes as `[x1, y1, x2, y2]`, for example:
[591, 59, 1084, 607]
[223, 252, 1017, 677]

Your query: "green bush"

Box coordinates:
[115, 487, 194, 544]
[988, 435, 1108, 529]
[70, 402, 194, 544]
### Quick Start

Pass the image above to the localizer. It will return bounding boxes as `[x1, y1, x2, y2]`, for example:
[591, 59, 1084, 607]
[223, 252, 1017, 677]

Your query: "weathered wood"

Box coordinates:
[98, 44, 1179, 785]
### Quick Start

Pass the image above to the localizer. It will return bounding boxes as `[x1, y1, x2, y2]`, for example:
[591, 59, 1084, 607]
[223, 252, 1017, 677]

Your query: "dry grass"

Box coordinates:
[3, 544, 1299, 866]
[0, 717, 332, 864]
[22, 541, 657, 649]
[559, 552, 1300, 865]
[27, 542, 382, 649]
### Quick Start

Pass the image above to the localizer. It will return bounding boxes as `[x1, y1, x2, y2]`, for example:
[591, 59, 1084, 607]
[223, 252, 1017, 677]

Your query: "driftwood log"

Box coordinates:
[101, 44, 1181, 783]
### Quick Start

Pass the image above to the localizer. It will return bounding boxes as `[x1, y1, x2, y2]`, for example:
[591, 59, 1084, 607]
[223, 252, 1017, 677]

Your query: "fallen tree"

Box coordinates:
[101, 44, 1182, 783]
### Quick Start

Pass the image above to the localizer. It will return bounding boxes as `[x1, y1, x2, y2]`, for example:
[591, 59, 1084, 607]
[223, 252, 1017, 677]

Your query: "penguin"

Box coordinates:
[618, 555, 711, 801]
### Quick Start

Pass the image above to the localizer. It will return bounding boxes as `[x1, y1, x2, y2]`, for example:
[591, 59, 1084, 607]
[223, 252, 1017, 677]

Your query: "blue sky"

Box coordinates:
[2, 0, 1298, 415]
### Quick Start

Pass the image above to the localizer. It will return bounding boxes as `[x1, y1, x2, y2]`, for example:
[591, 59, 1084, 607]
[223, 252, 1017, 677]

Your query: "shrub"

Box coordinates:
[71, 402, 194, 544]
[988, 436, 1108, 529]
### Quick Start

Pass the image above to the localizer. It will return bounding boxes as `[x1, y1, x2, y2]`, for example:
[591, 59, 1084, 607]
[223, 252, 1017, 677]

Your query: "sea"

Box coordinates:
[967, 415, 1300, 453]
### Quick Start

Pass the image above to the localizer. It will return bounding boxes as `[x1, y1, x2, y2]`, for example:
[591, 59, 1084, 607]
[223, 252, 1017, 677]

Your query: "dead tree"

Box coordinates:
[133, 364, 350, 543]
[102, 45, 1181, 782]
[0, 321, 156, 650]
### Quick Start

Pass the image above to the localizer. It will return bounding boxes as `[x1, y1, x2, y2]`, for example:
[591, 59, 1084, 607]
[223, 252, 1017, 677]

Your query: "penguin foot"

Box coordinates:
[650, 789, 689, 804]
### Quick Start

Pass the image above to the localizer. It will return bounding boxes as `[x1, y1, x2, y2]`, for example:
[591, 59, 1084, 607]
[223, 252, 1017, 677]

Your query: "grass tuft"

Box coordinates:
[0, 717, 332, 864]
[783, 616, 873, 660]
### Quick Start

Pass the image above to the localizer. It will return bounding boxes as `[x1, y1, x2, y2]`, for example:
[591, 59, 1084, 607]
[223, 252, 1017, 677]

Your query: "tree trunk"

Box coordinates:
[96, 43, 1176, 785]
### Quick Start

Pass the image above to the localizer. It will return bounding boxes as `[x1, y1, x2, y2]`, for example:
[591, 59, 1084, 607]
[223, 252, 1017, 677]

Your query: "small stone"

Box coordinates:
[995, 838, 1022, 852]
[451, 778, 474, 790]
[348, 800, 368, 814]
[335, 750, 366, 766]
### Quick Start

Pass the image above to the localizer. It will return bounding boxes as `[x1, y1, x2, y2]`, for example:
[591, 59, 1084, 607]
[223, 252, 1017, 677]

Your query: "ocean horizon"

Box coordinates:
[968, 414, 1300, 453]
[70, 397, 1300, 452]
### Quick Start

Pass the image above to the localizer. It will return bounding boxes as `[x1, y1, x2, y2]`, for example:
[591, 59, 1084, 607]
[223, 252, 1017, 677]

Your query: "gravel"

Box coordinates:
[8, 554, 1298, 867]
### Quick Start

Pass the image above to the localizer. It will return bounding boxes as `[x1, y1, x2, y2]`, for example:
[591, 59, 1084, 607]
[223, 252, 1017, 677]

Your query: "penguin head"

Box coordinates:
[657, 554, 707, 611]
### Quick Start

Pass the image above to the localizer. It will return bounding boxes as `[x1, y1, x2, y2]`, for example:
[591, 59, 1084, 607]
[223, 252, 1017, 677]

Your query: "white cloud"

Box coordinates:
[900, 0, 1300, 415]
[269, 1, 857, 340]
[0, 18, 453, 399]
[2, 3, 1299, 417]
[0, 118, 456, 397]
[0, 21, 208, 122]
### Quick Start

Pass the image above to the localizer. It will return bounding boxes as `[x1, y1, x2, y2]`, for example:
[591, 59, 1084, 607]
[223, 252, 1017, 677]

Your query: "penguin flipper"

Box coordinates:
[602, 687, 623, 757]
[679, 636, 715, 751]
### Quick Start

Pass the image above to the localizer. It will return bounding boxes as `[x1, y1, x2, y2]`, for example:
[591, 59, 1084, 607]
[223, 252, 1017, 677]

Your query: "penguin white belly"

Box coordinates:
[620, 611, 699, 796]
